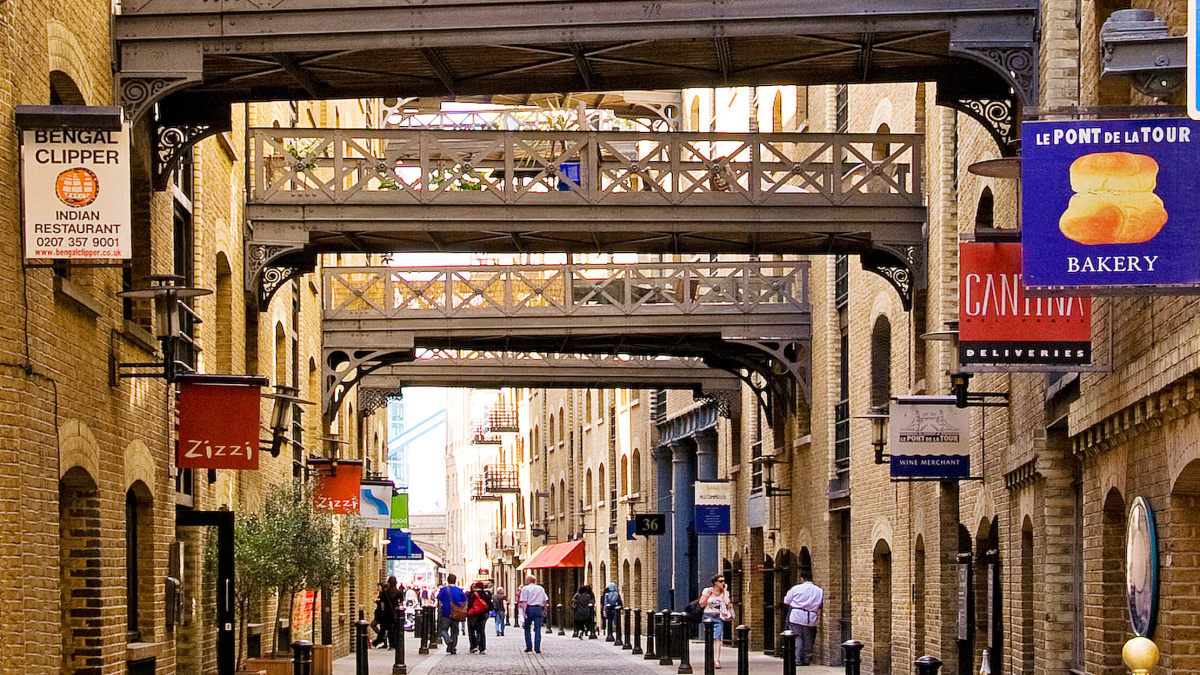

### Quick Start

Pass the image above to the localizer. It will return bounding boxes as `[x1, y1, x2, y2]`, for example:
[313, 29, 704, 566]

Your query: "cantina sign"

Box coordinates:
[959, 242, 1092, 367]
[21, 126, 132, 260]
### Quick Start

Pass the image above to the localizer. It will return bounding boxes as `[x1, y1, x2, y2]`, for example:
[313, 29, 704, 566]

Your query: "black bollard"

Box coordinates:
[780, 630, 797, 675]
[547, 604, 555, 634]
[915, 655, 942, 675]
[606, 607, 616, 642]
[644, 610, 657, 659]
[623, 608, 633, 649]
[703, 618, 715, 675]
[633, 608, 643, 655]
[675, 613, 693, 675]
[392, 613, 407, 675]
[355, 619, 369, 675]
[416, 607, 429, 655]
[589, 604, 599, 639]
[292, 640, 314, 675]
[558, 603, 566, 635]
[658, 610, 674, 666]
[842, 640, 864, 675]
[427, 607, 439, 650]
[736, 626, 750, 675]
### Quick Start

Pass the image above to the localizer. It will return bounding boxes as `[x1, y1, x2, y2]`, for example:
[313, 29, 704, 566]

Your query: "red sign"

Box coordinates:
[177, 381, 261, 470]
[314, 466, 361, 513]
[959, 242, 1092, 366]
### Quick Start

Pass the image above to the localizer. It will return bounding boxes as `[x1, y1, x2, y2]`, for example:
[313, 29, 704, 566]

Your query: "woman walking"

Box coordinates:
[700, 574, 735, 668]
[571, 585, 595, 639]
[466, 582, 493, 654]
[370, 583, 391, 648]
[493, 586, 508, 636]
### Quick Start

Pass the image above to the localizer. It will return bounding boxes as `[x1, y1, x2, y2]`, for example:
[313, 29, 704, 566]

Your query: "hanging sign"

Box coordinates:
[889, 397, 971, 480]
[1022, 118, 1200, 291]
[694, 480, 732, 535]
[20, 123, 132, 259]
[176, 380, 262, 470]
[359, 482, 393, 528]
[633, 513, 667, 537]
[959, 242, 1092, 367]
[386, 529, 424, 560]
[313, 465, 361, 514]
[391, 493, 410, 529]
[1126, 496, 1160, 638]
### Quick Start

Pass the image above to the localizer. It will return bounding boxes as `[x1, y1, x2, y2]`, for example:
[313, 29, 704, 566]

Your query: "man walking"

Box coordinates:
[783, 571, 824, 666]
[437, 574, 468, 655]
[517, 573, 548, 653]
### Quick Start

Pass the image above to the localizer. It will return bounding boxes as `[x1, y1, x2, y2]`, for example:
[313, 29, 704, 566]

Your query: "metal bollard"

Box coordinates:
[547, 604, 555, 634]
[606, 608, 616, 642]
[416, 607, 429, 654]
[628, 605, 638, 648]
[633, 608, 644, 655]
[659, 610, 674, 666]
[589, 604, 599, 639]
[703, 618, 716, 675]
[675, 613, 693, 675]
[558, 603, 566, 635]
[780, 630, 797, 675]
[427, 607, 439, 649]
[736, 625, 750, 675]
[842, 640, 864, 675]
[644, 610, 657, 659]
[355, 619, 369, 675]
[914, 655, 942, 675]
[392, 613, 407, 675]
[613, 607, 623, 646]
[292, 640, 314, 675]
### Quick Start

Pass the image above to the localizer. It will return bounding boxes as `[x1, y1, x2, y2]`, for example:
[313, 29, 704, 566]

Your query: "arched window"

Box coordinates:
[559, 478, 566, 515]
[620, 455, 630, 496]
[772, 92, 783, 132]
[586, 391, 592, 421]
[125, 482, 153, 640]
[586, 469, 593, 505]
[689, 96, 701, 132]
[598, 464, 606, 504]
[600, 562, 607, 588]
[215, 253, 233, 373]
[548, 415, 555, 450]
[622, 560, 631, 601]
[631, 450, 642, 494]
[975, 187, 995, 231]
[871, 316, 892, 409]
[49, 71, 86, 106]
[558, 406, 565, 444]
[633, 559, 643, 608]
[534, 426, 540, 455]
[549, 484, 556, 519]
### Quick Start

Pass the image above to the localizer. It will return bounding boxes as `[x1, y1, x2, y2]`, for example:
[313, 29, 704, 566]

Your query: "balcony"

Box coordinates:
[471, 477, 502, 502]
[484, 465, 521, 494]
[486, 406, 520, 433]
[471, 425, 501, 446]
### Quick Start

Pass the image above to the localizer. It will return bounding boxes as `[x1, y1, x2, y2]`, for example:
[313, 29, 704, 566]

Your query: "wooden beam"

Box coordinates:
[420, 48, 458, 96]
[272, 53, 332, 98]
[569, 43, 595, 90]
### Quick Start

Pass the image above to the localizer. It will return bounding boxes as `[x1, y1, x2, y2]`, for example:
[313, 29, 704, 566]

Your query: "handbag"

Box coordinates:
[450, 595, 470, 621]
[469, 594, 490, 617]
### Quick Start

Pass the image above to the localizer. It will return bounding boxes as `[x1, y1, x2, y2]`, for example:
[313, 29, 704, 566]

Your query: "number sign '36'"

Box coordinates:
[633, 513, 667, 537]
[176, 381, 262, 470]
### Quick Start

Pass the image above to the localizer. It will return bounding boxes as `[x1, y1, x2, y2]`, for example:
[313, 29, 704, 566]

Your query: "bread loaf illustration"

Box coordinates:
[1058, 152, 1167, 245]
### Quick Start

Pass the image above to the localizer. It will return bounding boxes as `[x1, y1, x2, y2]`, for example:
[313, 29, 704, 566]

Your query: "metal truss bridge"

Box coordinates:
[249, 127, 925, 307]
[323, 260, 809, 415]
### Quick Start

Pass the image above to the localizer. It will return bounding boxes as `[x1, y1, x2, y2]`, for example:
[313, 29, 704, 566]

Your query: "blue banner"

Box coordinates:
[889, 454, 971, 479]
[1022, 118, 1200, 289]
[694, 504, 731, 535]
[385, 529, 424, 560]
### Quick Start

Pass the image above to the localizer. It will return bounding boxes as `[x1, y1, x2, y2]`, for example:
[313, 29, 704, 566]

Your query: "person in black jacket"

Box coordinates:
[466, 582, 493, 654]
[571, 585, 595, 639]
[370, 583, 391, 648]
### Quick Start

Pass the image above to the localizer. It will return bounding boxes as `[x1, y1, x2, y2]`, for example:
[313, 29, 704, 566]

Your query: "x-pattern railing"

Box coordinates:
[252, 128, 920, 207]
[407, 349, 717, 369]
[324, 261, 810, 321]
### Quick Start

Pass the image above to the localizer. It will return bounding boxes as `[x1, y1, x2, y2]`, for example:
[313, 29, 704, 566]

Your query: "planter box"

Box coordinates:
[313, 644, 333, 675]
[242, 658, 291, 675]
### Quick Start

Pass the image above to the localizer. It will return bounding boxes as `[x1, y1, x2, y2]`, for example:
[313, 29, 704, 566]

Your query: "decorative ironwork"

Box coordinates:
[485, 406, 520, 433]
[153, 118, 231, 190]
[245, 243, 316, 308]
[935, 85, 1019, 157]
[692, 391, 736, 419]
[118, 75, 198, 123]
[483, 465, 521, 493]
[951, 44, 1039, 106]
[472, 424, 502, 445]
[323, 348, 412, 415]
[358, 387, 401, 418]
[861, 243, 926, 311]
[471, 477, 502, 502]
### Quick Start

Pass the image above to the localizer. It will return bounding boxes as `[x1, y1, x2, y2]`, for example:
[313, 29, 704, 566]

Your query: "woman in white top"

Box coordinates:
[700, 574, 734, 668]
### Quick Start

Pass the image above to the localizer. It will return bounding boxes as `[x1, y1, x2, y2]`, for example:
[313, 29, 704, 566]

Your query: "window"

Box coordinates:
[620, 455, 629, 497]
[125, 483, 153, 641]
[559, 479, 566, 515]
[975, 188, 995, 231]
[871, 317, 892, 410]
[598, 464, 606, 503]
[772, 92, 783, 132]
[631, 450, 642, 494]
[586, 469, 593, 505]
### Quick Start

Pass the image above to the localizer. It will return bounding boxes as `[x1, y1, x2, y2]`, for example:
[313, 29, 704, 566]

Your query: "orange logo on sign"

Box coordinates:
[55, 167, 99, 207]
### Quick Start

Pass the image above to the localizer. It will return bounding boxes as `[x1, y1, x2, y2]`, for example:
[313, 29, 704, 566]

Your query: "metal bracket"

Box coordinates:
[861, 243, 926, 311]
[936, 85, 1019, 157]
[152, 108, 232, 190]
[246, 243, 316, 309]
[324, 348, 413, 416]
[949, 44, 1039, 107]
[358, 386, 402, 418]
[692, 390, 737, 419]
[118, 75, 202, 124]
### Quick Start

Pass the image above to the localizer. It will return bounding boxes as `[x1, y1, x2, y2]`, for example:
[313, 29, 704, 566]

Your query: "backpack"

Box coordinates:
[469, 592, 490, 617]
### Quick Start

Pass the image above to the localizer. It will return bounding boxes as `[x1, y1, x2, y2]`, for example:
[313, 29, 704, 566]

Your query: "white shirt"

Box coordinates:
[518, 582, 549, 609]
[783, 581, 823, 626]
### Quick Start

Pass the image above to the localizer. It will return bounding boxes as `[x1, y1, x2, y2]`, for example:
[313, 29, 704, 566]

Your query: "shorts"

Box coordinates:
[704, 616, 724, 639]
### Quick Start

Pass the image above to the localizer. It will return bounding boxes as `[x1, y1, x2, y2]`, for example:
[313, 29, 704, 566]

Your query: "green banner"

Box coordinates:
[390, 493, 409, 529]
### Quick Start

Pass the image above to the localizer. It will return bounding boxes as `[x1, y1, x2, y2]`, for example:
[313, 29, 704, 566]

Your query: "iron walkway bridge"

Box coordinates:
[322, 260, 810, 415]
[249, 128, 925, 307]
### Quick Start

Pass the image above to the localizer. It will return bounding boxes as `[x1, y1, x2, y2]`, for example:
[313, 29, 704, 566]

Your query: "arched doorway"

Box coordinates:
[61, 467, 102, 675]
[762, 554, 776, 652]
[975, 517, 1000, 675]
[873, 539, 893, 675]
[1098, 489, 1126, 675]
[775, 550, 797, 656]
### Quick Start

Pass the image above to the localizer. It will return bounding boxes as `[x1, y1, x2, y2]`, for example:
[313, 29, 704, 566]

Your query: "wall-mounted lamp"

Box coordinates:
[752, 453, 792, 498]
[920, 322, 970, 408]
[856, 407, 890, 464]
[114, 274, 211, 382]
[262, 384, 311, 457]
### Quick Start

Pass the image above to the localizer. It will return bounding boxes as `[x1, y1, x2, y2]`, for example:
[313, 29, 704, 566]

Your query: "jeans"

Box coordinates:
[495, 610, 507, 635]
[439, 616, 459, 652]
[524, 605, 544, 651]
[790, 622, 817, 665]
[468, 618, 487, 652]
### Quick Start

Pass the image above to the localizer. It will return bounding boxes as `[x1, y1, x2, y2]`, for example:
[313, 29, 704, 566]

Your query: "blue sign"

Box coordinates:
[385, 529, 424, 560]
[1022, 118, 1200, 289]
[1190, 1, 1200, 120]
[694, 504, 731, 535]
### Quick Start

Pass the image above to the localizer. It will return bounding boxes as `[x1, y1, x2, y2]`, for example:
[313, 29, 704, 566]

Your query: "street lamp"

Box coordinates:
[114, 274, 211, 382]
[856, 407, 890, 464]
[920, 321, 971, 408]
[262, 385, 311, 457]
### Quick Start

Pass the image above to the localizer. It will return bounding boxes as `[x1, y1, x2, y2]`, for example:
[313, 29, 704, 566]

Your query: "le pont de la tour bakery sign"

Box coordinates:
[17, 106, 131, 260]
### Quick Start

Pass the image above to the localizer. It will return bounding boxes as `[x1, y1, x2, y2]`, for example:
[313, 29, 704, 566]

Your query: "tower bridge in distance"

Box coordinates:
[321, 260, 810, 415]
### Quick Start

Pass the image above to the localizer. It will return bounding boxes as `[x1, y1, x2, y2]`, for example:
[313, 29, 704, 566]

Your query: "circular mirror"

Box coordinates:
[1126, 496, 1159, 637]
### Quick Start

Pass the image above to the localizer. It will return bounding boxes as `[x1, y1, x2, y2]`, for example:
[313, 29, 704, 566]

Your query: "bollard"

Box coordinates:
[780, 630, 797, 675]
[703, 618, 716, 675]
[736, 625, 750, 675]
[633, 608, 643, 655]
[914, 655, 942, 675]
[392, 612, 407, 675]
[658, 610, 674, 666]
[675, 613, 693, 675]
[644, 610, 657, 660]
[548, 603, 555, 634]
[292, 640, 314, 675]
[426, 607, 439, 650]
[589, 604, 599, 639]
[558, 603, 566, 636]
[842, 640, 864, 675]
[623, 608, 633, 649]
[355, 620, 369, 675]
[672, 612, 688, 659]
[606, 607, 616, 642]
[416, 607, 429, 655]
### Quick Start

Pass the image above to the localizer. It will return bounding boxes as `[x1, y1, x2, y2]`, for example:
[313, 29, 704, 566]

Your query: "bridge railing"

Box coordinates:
[251, 128, 921, 207]
[324, 261, 810, 321]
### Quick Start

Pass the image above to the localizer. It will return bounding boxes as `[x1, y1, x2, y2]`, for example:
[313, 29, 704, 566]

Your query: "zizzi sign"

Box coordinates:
[959, 243, 1091, 367]
[314, 468, 361, 514]
[1022, 118, 1200, 290]
[176, 381, 262, 470]
[21, 126, 131, 259]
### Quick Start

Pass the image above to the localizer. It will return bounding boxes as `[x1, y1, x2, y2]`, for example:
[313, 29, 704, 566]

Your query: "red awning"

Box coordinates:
[519, 540, 585, 569]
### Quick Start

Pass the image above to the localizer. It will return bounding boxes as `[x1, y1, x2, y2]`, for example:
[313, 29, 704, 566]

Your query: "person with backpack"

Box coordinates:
[436, 574, 469, 655]
[492, 587, 508, 636]
[466, 581, 493, 654]
[601, 582, 623, 641]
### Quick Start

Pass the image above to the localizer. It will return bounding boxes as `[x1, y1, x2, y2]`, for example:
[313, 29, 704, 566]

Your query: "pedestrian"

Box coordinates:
[782, 571, 824, 666]
[437, 574, 469, 655]
[515, 584, 525, 628]
[517, 573, 548, 653]
[370, 582, 391, 648]
[699, 574, 735, 668]
[601, 582, 623, 639]
[493, 586, 508, 636]
[466, 581, 493, 654]
[382, 575, 404, 648]
[572, 585, 595, 639]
